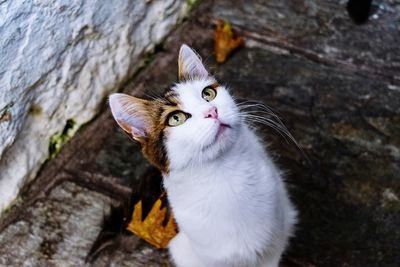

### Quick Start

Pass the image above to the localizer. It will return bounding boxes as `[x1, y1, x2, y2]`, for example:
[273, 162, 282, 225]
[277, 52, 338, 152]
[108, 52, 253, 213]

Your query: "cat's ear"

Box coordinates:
[109, 93, 151, 142]
[178, 44, 209, 81]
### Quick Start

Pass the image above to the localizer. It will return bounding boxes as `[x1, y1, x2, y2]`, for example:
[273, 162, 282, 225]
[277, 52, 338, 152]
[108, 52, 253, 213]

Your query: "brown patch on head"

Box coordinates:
[208, 82, 219, 90]
[141, 94, 181, 174]
[109, 91, 182, 174]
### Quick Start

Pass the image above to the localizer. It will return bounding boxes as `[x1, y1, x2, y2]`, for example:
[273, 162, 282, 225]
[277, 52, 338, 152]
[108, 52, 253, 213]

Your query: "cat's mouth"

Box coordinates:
[202, 121, 231, 151]
[216, 122, 230, 138]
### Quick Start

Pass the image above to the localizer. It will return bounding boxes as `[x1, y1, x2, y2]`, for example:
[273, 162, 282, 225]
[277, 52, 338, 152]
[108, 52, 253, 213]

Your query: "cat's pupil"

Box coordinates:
[205, 92, 210, 96]
[173, 115, 179, 121]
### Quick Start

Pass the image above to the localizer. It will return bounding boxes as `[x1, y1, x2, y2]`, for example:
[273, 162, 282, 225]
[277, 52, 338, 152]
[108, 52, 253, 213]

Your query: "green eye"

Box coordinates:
[202, 87, 217, 102]
[167, 111, 188, 127]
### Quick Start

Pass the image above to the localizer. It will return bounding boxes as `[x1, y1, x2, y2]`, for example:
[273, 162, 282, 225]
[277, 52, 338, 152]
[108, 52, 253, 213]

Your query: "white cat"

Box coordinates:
[109, 44, 297, 267]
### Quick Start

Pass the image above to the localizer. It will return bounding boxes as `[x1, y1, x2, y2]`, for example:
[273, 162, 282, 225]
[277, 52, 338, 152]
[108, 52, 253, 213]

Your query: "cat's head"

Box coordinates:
[109, 44, 241, 173]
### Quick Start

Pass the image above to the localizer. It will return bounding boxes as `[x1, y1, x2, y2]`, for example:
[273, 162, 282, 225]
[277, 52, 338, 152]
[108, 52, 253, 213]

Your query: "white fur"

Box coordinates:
[163, 80, 297, 267]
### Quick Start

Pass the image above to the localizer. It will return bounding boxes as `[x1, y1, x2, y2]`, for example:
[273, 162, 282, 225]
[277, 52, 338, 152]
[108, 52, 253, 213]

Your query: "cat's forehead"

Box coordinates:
[171, 78, 217, 100]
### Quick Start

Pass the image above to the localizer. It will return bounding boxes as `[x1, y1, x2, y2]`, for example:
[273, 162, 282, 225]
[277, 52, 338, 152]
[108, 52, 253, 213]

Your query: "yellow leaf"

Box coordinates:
[126, 196, 178, 249]
[214, 19, 244, 63]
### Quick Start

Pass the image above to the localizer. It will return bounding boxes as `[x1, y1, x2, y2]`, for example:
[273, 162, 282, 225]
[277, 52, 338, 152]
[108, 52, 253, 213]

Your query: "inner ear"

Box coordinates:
[109, 93, 151, 141]
[178, 44, 209, 81]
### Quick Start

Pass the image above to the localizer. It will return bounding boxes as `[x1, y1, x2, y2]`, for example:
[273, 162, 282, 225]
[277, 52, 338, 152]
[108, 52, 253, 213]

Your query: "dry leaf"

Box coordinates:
[214, 19, 244, 63]
[127, 196, 178, 249]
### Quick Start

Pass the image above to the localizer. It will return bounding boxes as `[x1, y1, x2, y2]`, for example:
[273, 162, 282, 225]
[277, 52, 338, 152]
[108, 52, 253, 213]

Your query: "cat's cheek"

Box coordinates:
[164, 127, 191, 153]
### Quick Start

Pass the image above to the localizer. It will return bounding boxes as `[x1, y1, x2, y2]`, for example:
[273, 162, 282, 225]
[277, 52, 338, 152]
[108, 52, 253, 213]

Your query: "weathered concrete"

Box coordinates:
[0, 0, 190, 213]
[0, 182, 111, 266]
[0, 0, 399, 266]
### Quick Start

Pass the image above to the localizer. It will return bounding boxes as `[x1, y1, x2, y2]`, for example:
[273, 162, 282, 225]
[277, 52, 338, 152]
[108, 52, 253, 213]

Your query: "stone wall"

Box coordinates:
[0, 0, 189, 213]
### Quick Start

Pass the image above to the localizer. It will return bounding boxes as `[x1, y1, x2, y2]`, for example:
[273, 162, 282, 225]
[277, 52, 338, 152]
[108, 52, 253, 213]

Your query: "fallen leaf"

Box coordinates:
[214, 19, 244, 63]
[126, 194, 178, 249]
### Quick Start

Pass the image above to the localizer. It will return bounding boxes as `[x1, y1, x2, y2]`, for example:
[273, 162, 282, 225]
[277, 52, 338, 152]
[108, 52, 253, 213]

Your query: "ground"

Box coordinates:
[0, 0, 399, 266]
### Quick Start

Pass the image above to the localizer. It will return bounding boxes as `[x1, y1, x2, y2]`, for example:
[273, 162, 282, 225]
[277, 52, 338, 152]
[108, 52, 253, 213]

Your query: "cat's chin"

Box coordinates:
[200, 122, 238, 161]
[201, 123, 229, 150]
[168, 125, 238, 172]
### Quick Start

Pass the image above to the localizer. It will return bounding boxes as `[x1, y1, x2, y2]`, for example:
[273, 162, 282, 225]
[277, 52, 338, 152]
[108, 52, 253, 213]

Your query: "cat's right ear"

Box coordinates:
[178, 44, 209, 81]
[109, 93, 150, 142]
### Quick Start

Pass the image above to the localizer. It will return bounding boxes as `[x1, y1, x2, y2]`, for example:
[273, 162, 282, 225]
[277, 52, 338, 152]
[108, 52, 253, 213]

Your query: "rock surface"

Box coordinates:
[0, 0, 399, 266]
[0, 182, 111, 266]
[0, 0, 189, 213]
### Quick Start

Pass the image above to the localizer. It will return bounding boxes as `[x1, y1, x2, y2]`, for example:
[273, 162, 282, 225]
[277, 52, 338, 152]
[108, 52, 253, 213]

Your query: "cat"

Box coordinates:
[109, 44, 297, 267]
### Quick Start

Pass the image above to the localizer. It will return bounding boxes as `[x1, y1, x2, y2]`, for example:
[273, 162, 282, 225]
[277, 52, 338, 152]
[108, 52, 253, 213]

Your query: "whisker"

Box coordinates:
[233, 100, 308, 160]
[243, 116, 291, 143]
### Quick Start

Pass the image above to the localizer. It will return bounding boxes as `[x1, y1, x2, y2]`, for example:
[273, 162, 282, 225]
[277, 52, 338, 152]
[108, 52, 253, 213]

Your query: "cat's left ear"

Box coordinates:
[109, 93, 151, 142]
[178, 44, 209, 81]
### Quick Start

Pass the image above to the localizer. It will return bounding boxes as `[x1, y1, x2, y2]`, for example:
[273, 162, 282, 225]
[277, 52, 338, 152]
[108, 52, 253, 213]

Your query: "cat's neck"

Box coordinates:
[165, 125, 271, 183]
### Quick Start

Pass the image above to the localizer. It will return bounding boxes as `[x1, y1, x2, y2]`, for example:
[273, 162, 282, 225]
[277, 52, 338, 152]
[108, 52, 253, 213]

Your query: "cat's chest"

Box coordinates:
[164, 162, 273, 224]
[164, 165, 277, 254]
[167, 169, 245, 209]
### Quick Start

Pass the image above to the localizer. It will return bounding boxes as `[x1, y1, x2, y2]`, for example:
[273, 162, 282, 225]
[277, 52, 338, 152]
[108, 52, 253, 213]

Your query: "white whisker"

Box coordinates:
[233, 100, 305, 157]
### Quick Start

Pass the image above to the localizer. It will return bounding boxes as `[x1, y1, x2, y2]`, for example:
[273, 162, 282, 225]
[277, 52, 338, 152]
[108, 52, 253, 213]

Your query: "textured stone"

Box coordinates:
[212, 0, 400, 77]
[0, 0, 189, 213]
[0, 181, 168, 266]
[0, 182, 109, 266]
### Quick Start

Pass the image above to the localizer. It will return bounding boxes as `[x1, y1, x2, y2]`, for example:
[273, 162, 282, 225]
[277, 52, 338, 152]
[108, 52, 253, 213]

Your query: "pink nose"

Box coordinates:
[204, 107, 218, 119]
